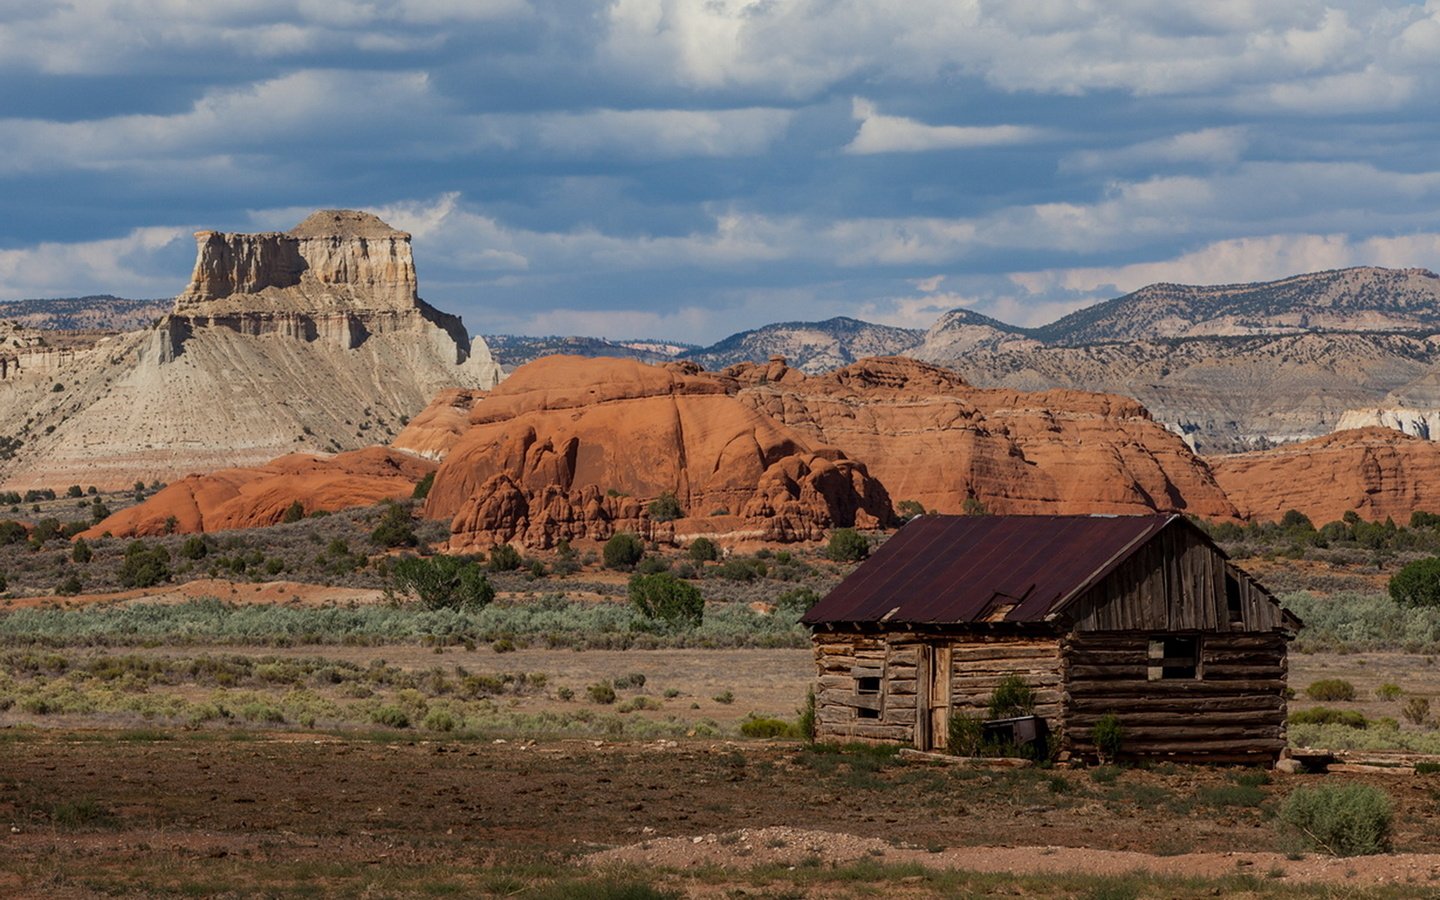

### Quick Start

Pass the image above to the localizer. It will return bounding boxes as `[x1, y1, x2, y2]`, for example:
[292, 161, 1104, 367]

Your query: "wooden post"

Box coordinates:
[915, 644, 931, 750]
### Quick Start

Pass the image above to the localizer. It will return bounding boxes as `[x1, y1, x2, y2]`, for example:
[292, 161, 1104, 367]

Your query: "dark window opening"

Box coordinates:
[1148, 636, 1200, 680]
[857, 706, 880, 719]
[856, 676, 881, 694]
[1226, 574, 1243, 625]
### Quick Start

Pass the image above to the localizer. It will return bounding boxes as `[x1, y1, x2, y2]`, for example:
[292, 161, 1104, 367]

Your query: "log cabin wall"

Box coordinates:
[1064, 524, 1283, 633]
[812, 631, 1064, 746]
[1061, 631, 1288, 762]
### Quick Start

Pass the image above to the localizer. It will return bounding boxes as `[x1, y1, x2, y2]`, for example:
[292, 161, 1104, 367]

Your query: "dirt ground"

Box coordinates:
[4, 735, 1440, 897]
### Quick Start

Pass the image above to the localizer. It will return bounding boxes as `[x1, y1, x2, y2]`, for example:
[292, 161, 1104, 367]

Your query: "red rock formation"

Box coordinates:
[730, 356, 1238, 520]
[391, 388, 484, 460]
[81, 447, 434, 538]
[1211, 426, 1440, 524]
[424, 356, 892, 550]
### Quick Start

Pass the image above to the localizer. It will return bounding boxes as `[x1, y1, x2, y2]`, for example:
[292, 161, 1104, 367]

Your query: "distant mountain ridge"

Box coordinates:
[688, 316, 923, 373]
[0, 295, 169, 332]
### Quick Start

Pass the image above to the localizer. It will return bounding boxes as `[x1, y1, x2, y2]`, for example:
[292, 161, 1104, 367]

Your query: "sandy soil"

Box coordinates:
[593, 825, 1440, 887]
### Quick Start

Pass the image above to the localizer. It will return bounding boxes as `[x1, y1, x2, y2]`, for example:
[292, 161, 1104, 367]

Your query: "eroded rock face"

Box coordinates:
[177, 210, 419, 313]
[82, 447, 435, 538]
[1211, 427, 1440, 525]
[0, 209, 502, 490]
[423, 356, 893, 550]
[729, 356, 1239, 520]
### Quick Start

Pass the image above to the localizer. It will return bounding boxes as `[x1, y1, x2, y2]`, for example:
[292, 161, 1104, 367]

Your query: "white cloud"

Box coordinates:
[475, 106, 795, 159]
[845, 97, 1043, 154]
[1064, 127, 1248, 173]
[1009, 232, 1440, 297]
[0, 226, 192, 301]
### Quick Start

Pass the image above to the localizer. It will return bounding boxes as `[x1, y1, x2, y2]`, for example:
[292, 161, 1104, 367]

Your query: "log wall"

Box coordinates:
[1061, 631, 1288, 763]
[1065, 525, 1284, 633]
[812, 631, 1064, 746]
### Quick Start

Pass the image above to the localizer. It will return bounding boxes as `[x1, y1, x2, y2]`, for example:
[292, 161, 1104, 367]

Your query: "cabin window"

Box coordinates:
[1225, 574, 1244, 625]
[1148, 636, 1200, 680]
[855, 675, 881, 719]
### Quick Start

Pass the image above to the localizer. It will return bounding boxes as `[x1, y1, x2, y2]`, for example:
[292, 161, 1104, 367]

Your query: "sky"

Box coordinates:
[3, 1, 1440, 344]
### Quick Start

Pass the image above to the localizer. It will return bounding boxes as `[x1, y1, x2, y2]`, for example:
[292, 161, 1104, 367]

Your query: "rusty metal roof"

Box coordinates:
[802, 514, 1179, 627]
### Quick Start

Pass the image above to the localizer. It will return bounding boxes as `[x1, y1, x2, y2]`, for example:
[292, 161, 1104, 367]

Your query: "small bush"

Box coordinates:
[1376, 683, 1403, 701]
[1279, 784, 1392, 856]
[775, 587, 821, 616]
[797, 687, 816, 743]
[647, 491, 683, 523]
[1403, 696, 1431, 726]
[56, 573, 83, 596]
[629, 572, 703, 628]
[422, 708, 457, 732]
[948, 713, 984, 756]
[1290, 707, 1368, 729]
[281, 500, 306, 524]
[370, 501, 417, 548]
[371, 705, 410, 728]
[389, 555, 495, 611]
[825, 528, 869, 562]
[713, 690, 735, 705]
[71, 538, 92, 564]
[740, 716, 795, 739]
[1092, 713, 1123, 762]
[613, 672, 647, 689]
[587, 681, 617, 705]
[603, 532, 645, 570]
[487, 544, 523, 572]
[635, 556, 671, 575]
[117, 541, 171, 588]
[411, 471, 435, 501]
[687, 537, 719, 562]
[1390, 557, 1440, 608]
[180, 536, 208, 560]
[988, 675, 1036, 719]
[1305, 679, 1357, 702]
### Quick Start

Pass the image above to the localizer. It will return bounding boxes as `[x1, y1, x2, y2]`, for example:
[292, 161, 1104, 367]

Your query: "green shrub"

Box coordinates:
[56, 574, 83, 596]
[281, 500, 306, 524]
[988, 675, 1035, 719]
[775, 587, 821, 616]
[1376, 682, 1403, 701]
[740, 716, 795, 739]
[487, 543, 523, 572]
[1092, 713, 1123, 762]
[117, 541, 171, 588]
[66, 484, 83, 499]
[635, 556, 671, 575]
[71, 538, 92, 564]
[712, 558, 763, 581]
[389, 555, 495, 611]
[629, 572, 704, 628]
[1305, 679, 1357, 702]
[613, 672, 647, 689]
[1289, 707, 1367, 729]
[370, 501, 417, 548]
[411, 471, 435, 501]
[422, 708, 457, 732]
[1390, 557, 1440, 608]
[896, 499, 925, 520]
[948, 713, 984, 756]
[587, 681, 617, 704]
[687, 537, 719, 562]
[825, 528, 869, 562]
[647, 491, 683, 523]
[797, 687, 816, 743]
[713, 690, 735, 705]
[1279, 784, 1392, 856]
[370, 705, 410, 728]
[603, 532, 645, 570]
[0, 520, 26, 545]
[180, 536, 207, 560]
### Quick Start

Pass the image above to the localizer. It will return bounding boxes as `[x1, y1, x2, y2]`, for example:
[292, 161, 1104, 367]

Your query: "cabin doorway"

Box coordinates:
[914, 644, 952, 751]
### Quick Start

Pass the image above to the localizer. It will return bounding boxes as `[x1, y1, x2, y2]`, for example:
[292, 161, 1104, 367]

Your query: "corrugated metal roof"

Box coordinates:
[802, 514, 1177, 626]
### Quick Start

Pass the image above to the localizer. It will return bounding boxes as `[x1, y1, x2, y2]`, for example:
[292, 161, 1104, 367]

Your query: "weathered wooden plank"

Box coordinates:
[1065, 679, 1285, 697]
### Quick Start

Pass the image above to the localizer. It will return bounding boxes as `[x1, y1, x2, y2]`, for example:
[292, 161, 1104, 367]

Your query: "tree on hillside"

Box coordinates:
[1390, 557, 1440, 608]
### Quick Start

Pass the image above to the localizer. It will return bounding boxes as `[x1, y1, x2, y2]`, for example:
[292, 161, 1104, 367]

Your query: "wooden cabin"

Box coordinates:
[802, 515, 1300, 763]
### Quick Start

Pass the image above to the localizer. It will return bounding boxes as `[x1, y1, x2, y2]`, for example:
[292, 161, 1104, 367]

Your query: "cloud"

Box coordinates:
[1064, 128, 1248, 173]
[0, 226, 192, 301]
[845, 98, 1044, 154]
[473, 106, 796, 159]
[1009, 232, 1440, 298]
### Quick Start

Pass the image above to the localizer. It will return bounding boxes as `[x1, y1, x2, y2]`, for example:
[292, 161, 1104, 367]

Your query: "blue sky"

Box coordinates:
[3, 1, 1440, 343]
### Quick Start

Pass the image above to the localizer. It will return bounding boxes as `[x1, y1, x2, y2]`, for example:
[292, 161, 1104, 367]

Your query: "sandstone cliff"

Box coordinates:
[1210, 427, 1440, 526]
[83, 447, 434, 538]
[728, 356, 1238, 520]
[421, 356, 894, 550]
[0, 210, 502, 490]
